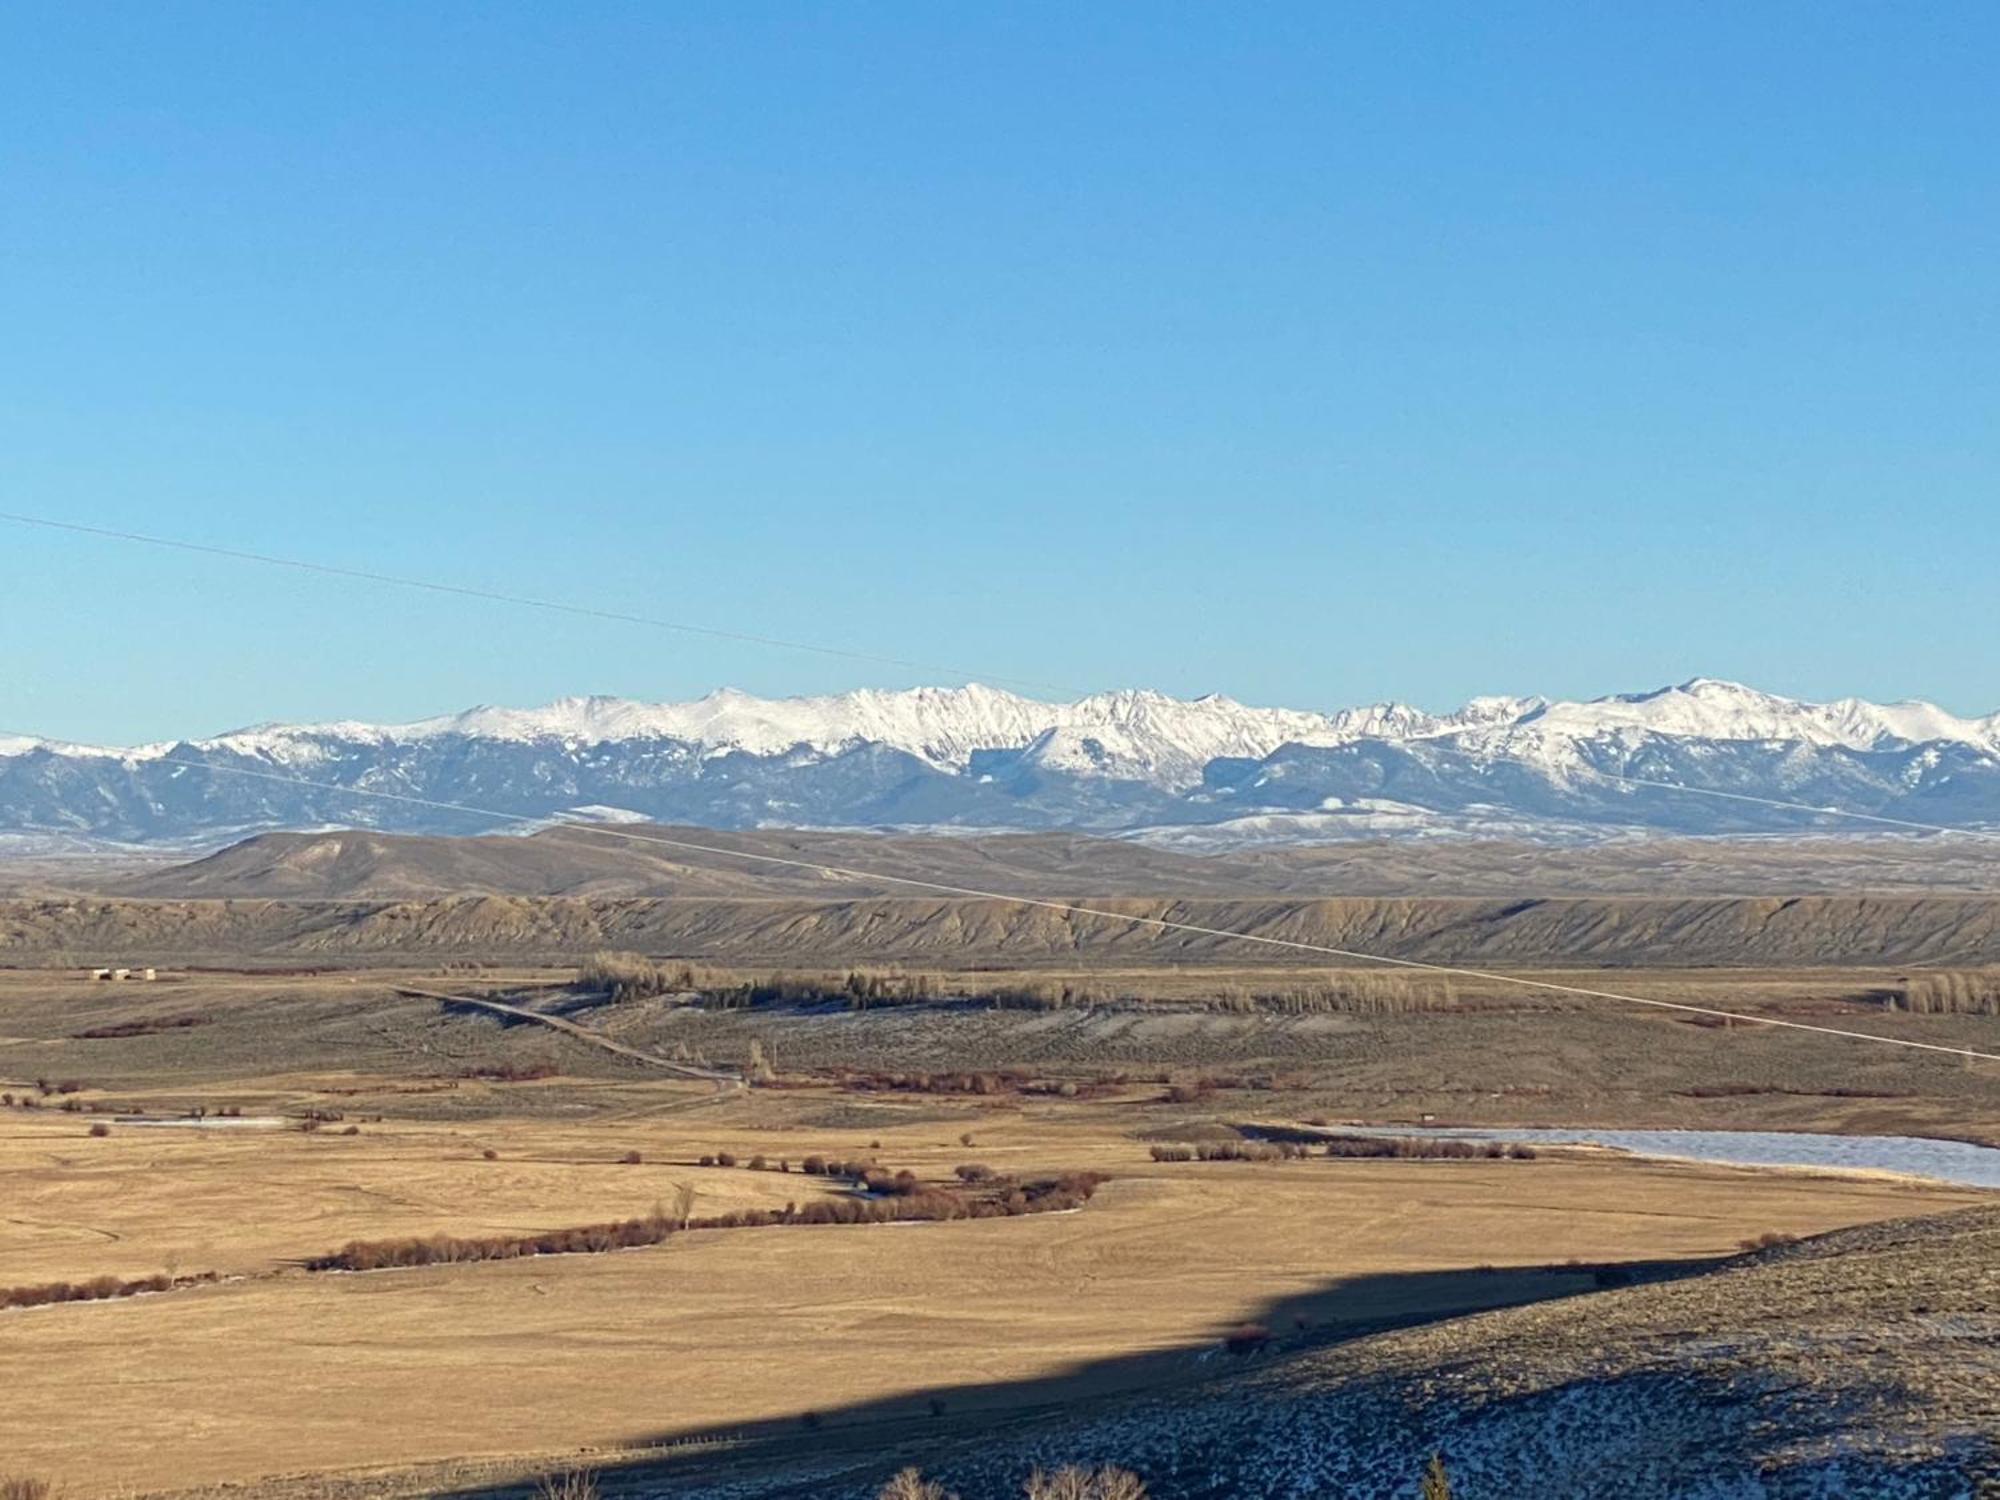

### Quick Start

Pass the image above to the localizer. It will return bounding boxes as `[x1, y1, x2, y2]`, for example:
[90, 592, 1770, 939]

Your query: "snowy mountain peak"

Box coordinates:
[31, 680, 2000, 774]
[1514, 679, 1999, 753]
[7, 679, 2000, 849]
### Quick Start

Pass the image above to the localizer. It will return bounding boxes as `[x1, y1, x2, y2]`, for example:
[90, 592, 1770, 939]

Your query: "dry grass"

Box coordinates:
[0, 1093, 1977, 1495]
[0, 1108, 834, 1283]
[0, 960, 1991, 1496]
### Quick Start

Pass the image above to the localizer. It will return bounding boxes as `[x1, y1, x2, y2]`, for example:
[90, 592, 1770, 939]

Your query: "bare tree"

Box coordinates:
[670, 1179, 697, 1228]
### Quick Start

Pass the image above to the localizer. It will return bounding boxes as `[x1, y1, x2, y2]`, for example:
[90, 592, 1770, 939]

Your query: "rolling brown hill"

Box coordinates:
[0, 824, 1988, 969]
[92, 823, 2000, 900]
[6, 889, 2000, 968]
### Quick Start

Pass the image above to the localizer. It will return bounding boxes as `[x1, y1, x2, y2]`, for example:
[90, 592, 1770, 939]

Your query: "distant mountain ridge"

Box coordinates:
[5, 678, 2000, 849]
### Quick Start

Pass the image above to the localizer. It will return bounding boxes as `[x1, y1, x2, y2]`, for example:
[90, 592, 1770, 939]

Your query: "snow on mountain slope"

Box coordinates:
[21, 678, 2000, 778]
[1514, 678, 2000, 754]
[7, 679, 1999, 848]
[137, 685, 1404, 785]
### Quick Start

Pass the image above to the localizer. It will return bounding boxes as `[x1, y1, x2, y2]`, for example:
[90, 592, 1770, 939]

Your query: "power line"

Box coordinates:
[7, 508, 1995, 843]
[0, 510, 1076, 695]
[8, 736, 1993, 1064]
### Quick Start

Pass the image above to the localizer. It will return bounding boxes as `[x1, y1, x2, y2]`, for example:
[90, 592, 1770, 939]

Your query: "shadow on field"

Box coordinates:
[432, 1255, 1725, 1500]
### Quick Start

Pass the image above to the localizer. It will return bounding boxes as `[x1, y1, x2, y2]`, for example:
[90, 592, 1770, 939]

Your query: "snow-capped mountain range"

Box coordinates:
[6, 678, 2000, 850]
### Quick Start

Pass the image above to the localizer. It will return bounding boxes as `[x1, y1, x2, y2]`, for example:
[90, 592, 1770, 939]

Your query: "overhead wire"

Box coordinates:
[4, 511, 1998, 1064]
[5, 509, 1995, 842]
[2, 738, 1991, 1064]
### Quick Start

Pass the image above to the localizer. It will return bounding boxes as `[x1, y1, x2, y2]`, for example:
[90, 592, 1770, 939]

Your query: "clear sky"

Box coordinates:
[3, 3, 1996, 744]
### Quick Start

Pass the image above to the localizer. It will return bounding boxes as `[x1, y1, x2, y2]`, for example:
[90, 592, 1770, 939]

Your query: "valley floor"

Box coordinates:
[0, 964, 1993, 1497]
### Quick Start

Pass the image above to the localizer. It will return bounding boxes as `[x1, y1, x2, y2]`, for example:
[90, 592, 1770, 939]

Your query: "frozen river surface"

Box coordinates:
[1322, 1125, 2000, 1190]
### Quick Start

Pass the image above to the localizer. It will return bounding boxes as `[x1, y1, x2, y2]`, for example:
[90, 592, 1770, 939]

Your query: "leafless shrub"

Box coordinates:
[1024, 1466, 1148, 1499]
[865, 1169, 924, 1197]
[1738, 1230, 1800, 1252]
[72, 1013, 211, 1039]
[1, 1270, 214, 1312]
[457, 1061, 558, 1082]
[619, 1150, 643, 1165]
[1088, 1470, 1147, 1500]
[1898, 969, 2000, 1016]
[1214, 973, 1456, 1015]
[618, 963, 1135, 1014]
[87, 1122, 110, 1138]
[1150, 1141, 1303, 1163]
[534, 1470, 600, 1500]
[308, 1171, 1110, 1272]
[878, 1469, 957, 1500]
[481, 1147, 500, 1161]
[0, 1478, 55, 1500]
[1222, 1322, 1272, 1355]
[1315, 1133, 1522, 1161]
[578, 951, 679, 1002]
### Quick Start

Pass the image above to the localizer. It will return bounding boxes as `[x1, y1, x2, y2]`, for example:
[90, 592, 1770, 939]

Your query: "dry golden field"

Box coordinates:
[0, 959, 1994, 1497]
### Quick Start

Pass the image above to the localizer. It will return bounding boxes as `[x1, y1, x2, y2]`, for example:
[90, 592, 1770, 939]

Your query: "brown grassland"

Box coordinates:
[0, 951, 1994, 1497]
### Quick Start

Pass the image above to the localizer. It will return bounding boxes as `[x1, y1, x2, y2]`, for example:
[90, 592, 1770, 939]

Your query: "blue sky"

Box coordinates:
[3, 3, 1995, 743]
